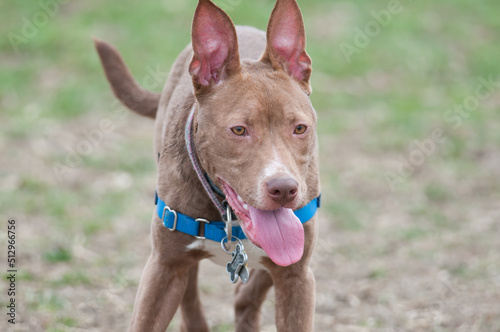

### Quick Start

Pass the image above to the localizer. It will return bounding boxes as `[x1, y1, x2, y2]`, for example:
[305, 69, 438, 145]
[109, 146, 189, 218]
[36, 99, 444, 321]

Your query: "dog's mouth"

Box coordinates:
[218, 178, 304, 267]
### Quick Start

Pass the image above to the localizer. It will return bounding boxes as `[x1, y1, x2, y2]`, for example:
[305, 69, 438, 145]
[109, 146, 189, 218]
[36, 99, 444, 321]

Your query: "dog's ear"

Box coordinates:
[189, 0, 240, 92]
[262, 0, 312, 94]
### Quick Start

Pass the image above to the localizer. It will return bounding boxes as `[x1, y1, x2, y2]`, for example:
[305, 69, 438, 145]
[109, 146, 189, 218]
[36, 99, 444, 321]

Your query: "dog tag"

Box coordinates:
[239, 265, 249, 284]
[226, 243, 248, 283]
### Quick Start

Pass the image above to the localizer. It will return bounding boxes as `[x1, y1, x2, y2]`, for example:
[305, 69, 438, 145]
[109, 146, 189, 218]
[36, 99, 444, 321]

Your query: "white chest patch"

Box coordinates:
[186, 238, 268, 270]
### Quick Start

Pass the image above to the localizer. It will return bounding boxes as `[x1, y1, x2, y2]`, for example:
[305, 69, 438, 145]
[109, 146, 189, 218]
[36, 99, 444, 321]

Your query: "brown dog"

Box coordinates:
[95, 0, 320, 330]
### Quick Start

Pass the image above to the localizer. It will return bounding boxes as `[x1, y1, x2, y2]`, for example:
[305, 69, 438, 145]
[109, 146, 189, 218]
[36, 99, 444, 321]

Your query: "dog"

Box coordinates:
[95, 0, 320, 330]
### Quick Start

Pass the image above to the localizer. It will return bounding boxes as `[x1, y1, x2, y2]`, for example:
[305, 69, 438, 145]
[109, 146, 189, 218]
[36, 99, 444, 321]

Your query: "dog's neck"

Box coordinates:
[185, 103, 226, 216]
[156, 100, 223, 222]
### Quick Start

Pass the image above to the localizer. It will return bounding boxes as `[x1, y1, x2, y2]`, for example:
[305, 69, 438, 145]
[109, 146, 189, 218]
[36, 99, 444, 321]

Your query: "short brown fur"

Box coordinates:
[95, 0, 320, 331]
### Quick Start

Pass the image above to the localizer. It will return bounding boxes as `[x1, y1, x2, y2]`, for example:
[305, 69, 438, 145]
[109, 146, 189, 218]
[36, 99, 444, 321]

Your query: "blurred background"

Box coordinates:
[1, 0, 499, 331]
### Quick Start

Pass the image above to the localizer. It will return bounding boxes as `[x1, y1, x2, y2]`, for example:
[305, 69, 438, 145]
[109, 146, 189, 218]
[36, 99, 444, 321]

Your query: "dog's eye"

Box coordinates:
[294, 125, 307, 135]
[231, 126, 246, 136]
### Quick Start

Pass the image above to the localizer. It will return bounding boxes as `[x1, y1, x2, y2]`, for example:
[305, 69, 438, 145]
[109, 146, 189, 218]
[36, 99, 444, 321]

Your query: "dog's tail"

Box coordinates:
[94, 38, 160, 119]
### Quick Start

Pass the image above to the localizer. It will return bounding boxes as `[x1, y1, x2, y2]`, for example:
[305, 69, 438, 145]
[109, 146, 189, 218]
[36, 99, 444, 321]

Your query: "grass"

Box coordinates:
[1, 0, 500, 330]
[51, 271, 91, 286]
[43, 247, 73, 263]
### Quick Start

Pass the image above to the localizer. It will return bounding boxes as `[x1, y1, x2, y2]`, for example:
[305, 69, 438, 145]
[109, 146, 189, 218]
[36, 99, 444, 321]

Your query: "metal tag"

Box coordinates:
[239, 265, 249, 284]
[226, 243, 248, 283]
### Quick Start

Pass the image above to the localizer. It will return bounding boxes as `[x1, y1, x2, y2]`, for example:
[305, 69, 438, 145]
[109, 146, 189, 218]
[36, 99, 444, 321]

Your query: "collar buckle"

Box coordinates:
[163, 206, 178, 231]
[194, 218, 210, 239]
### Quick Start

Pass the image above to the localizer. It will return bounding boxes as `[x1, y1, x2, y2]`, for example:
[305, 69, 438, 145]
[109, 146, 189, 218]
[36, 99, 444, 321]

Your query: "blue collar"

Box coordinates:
[155, 193, 321, 242]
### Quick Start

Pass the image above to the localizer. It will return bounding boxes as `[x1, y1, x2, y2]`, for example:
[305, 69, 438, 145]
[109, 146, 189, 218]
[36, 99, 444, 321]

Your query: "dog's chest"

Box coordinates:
[186, 238, 267, 270]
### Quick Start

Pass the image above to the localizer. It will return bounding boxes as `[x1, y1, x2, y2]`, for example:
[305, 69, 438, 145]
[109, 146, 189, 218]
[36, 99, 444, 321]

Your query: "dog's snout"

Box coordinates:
[266, 177, 298, 205]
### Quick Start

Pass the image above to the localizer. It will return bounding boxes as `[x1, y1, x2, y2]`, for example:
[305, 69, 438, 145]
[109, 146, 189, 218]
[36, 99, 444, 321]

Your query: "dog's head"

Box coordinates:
[190, 0, 317, 266]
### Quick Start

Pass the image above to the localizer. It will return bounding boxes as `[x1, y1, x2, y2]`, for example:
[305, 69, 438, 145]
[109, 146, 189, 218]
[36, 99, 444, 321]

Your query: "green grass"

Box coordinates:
[43, 247, 72, 263]
[51, 271, 91, 286]
[400, 227, 428, 241]
[326, 200, 365, 231]
[368, 268, 387, 279]
[28, 290, 67, 312]
[213, 323, 236, 332]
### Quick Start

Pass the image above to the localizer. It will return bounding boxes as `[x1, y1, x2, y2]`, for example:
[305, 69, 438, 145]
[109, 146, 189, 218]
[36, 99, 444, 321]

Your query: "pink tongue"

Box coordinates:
[248, 206, 304, 266]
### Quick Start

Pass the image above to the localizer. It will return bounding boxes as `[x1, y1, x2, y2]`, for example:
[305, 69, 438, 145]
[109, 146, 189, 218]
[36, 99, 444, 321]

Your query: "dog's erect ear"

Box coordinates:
[189, 0, 240, 92]
[262, 0, 312, 94]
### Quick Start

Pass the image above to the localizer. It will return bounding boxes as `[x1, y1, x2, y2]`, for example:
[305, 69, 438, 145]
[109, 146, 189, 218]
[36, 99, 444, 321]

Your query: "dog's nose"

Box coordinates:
[266, 177, 298, 205]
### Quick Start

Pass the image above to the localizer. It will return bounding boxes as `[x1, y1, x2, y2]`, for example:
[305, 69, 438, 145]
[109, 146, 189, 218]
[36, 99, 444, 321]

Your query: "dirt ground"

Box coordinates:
[2, 112, 499, 332]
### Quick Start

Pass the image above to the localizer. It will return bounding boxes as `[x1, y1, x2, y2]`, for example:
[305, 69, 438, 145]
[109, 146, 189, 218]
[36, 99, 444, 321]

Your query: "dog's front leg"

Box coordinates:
[273, 265, 315, 332]
[267, 217, 317, 332]
[180, 263, 209, 332]
[234, 269, 274, 332]
[128, 252, 190, 332]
